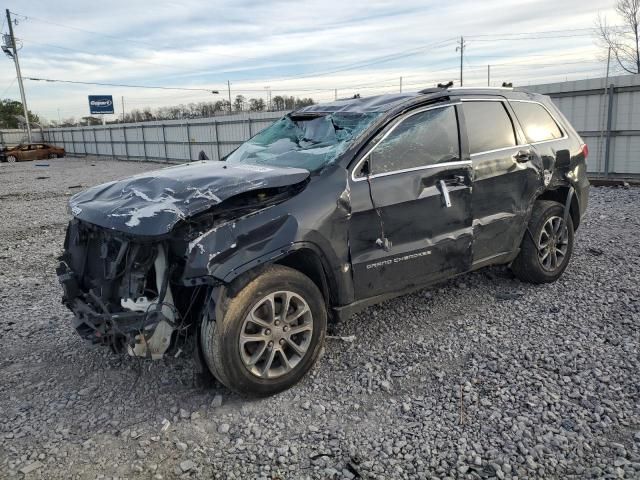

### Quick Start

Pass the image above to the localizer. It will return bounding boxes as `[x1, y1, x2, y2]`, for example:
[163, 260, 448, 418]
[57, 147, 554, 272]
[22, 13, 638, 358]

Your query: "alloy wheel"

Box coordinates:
[537, 215, 569, 272]
[239, 291, 313, 379]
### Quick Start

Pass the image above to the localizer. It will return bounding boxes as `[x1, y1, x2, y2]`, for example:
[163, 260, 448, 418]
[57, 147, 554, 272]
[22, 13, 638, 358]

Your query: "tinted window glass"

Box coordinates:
[369, 106, 459, 175]
[511, 101, 563, 143]
[462, 101, 516, 154]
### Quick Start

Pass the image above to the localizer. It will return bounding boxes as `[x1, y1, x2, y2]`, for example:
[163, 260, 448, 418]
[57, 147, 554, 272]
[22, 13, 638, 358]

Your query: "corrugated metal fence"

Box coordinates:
[41, 111, 288, 163]
[522, 74, 640, 176]
[32, 75, 640, 175]
[0, 129, 44, 146]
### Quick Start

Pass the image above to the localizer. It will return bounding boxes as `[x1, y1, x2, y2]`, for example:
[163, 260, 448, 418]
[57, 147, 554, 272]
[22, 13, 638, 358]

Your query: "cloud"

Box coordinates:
[0, 0, 617, 121]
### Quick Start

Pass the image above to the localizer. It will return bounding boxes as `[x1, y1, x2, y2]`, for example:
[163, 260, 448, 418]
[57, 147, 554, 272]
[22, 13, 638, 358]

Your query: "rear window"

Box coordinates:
[510, 101, 563, 143]
[462, 101, 516, 154]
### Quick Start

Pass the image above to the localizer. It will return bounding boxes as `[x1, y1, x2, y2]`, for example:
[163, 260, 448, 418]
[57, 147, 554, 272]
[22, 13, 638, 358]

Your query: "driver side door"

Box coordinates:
[348, 103, 473, 300]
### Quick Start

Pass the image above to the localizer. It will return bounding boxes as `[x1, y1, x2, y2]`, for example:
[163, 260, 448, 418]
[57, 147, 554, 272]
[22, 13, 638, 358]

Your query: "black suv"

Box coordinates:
[58, 87, 589, 396]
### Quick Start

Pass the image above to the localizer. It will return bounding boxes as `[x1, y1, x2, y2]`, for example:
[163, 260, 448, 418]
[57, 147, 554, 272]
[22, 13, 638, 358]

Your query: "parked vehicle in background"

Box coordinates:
[58, 86, 589, 396]
[0, 143, 65, 162]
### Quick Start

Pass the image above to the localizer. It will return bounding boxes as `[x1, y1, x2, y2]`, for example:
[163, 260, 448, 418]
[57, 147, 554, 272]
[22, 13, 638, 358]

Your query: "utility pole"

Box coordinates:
[598, 46, 612, 175]
[121, 96, 125, 122]
[5, 9, 32, 142]
[487, 65, 490, 86]
[456, 36, 465, 87]
[264, 86, 271, 110]
[227, 80, 232, 113]
[334, 89, 337, 100]
[399, 76, 403, 93]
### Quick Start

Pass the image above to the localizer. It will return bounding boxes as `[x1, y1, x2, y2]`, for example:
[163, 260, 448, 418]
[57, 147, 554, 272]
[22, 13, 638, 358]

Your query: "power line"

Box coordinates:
[466, 26, 601, 38]
[466, 25, 628, 40]
[24, 77, 219, 93]
[474, 59, 605, 68]
[470, 33, 596, 42]
[1, 77, 17, 96]
[19, 37, 184, 70]
[467, 49, 600, 59]
[17, 33, 451, 87]
[9, 10, 257, 61]
[238, 38, 458, 84]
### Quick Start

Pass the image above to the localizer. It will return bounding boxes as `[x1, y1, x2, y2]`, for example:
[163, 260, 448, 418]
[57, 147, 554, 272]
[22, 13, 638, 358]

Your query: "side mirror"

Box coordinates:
[555, 149, 571, 169]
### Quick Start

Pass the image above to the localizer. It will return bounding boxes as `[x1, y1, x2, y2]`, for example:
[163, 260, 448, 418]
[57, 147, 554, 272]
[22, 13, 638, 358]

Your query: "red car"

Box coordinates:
[1, 143, 65, 162]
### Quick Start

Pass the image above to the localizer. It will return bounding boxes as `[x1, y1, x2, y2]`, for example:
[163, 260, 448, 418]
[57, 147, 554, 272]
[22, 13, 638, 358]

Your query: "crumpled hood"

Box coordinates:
[69, 161, 309, 236]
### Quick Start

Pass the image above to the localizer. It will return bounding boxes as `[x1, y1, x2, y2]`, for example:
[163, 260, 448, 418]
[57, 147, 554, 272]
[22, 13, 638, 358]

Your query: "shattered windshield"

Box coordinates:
[226, 112, 380, 171]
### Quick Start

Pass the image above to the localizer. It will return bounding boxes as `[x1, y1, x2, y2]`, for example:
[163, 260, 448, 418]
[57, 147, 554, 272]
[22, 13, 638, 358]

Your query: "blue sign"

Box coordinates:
[88, 95, 114, 114]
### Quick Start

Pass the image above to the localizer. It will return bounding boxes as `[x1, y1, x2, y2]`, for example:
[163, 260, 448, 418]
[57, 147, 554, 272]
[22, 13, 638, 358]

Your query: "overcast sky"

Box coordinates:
[0, 0, 619, 122]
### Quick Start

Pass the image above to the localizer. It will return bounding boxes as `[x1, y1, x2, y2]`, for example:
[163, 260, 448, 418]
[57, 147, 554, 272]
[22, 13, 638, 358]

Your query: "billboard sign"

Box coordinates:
[88, 95, 114, 114]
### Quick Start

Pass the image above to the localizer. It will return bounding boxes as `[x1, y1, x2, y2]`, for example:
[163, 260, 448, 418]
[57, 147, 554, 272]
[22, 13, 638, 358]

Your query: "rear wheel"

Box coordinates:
[48, 153, 58, 159]
[6, 155, 17, 163]
[511, 200, 574, 283]
[201, 265, 327, 396]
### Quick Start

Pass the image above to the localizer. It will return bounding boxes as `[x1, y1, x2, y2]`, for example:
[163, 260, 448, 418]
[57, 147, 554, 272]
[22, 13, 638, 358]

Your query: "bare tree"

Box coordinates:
[271, 96, 285, 110]
[597, 0, 640, 73]
[234, 95, 246, 112]
[248, 98, 265, 111]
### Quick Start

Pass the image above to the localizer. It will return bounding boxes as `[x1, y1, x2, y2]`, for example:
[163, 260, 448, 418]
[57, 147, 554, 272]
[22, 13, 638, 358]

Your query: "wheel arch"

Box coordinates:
[537, 186, 581, 230]
[275, 247, 334, 312]
[218, 242, 339, 316]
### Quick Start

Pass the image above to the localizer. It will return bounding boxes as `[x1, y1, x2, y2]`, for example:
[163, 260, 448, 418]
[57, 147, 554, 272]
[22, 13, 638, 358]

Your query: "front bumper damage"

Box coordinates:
[57, 220, 182, 359]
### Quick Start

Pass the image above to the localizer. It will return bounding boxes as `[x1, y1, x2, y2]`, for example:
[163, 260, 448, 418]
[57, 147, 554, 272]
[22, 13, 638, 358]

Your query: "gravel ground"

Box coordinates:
[0, 157, 639, 480]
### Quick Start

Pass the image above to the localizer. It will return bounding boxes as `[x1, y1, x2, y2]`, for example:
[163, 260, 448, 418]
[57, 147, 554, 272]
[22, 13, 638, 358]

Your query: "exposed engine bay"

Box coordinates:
[57, 176, 308, 359]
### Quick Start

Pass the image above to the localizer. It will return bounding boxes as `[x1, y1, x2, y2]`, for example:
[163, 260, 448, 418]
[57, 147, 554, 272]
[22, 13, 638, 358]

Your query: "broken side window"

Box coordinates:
[367, 106, 460, 175]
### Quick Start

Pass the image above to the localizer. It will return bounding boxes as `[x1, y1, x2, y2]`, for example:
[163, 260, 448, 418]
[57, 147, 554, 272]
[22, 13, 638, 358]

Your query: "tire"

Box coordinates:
[6, 155, 17, 163]
[511, 200, 574, 284]
[201, 265, 327, 396]
[48, 153, 58, 159]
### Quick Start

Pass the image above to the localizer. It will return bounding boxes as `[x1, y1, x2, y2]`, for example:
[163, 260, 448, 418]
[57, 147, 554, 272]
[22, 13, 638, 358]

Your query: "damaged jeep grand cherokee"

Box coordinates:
[58, 87, 589, 396]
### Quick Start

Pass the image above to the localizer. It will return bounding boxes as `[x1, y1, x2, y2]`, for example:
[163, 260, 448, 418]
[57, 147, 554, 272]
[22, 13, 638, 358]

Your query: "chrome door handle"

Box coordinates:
[438, 179, 452, 208]
[514, 150, 533, 163]
[445, 174, 466, 186]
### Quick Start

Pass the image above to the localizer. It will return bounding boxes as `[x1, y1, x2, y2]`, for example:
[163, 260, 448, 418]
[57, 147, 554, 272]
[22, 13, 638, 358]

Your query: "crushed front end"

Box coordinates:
[57, 219, 198, 359]
[56, 160, 311, 362]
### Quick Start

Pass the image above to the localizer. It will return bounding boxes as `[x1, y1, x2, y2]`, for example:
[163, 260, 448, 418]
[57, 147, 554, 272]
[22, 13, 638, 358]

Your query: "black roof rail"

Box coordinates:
[419, 81, 454, 94]
[418, 88, 442, 94]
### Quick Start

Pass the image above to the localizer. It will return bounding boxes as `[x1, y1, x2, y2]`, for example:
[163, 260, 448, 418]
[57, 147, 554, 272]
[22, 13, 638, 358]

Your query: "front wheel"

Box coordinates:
[6, 155, 17, 163]
[201, 265, 327, 396]
[511, 200, 574, 283]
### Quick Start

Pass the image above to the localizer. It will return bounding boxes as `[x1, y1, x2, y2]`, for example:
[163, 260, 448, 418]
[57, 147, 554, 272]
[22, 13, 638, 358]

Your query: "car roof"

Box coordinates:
[293, 87, 548, 115]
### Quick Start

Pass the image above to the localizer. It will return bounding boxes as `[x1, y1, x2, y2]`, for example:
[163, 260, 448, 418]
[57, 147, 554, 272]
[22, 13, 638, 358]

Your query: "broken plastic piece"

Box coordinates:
[160, 418, 171, 432]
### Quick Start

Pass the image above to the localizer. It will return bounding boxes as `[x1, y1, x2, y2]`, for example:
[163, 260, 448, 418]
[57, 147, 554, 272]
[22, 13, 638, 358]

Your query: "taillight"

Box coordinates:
[581, 143, 589, 160]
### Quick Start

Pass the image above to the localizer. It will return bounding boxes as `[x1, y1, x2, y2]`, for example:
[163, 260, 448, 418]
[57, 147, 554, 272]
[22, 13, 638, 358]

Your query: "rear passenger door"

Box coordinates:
[34, 144, 48, 159]
[460, 98, 543, 266]
[19, 145, 37, 161]
[348, 103, 473, 299]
